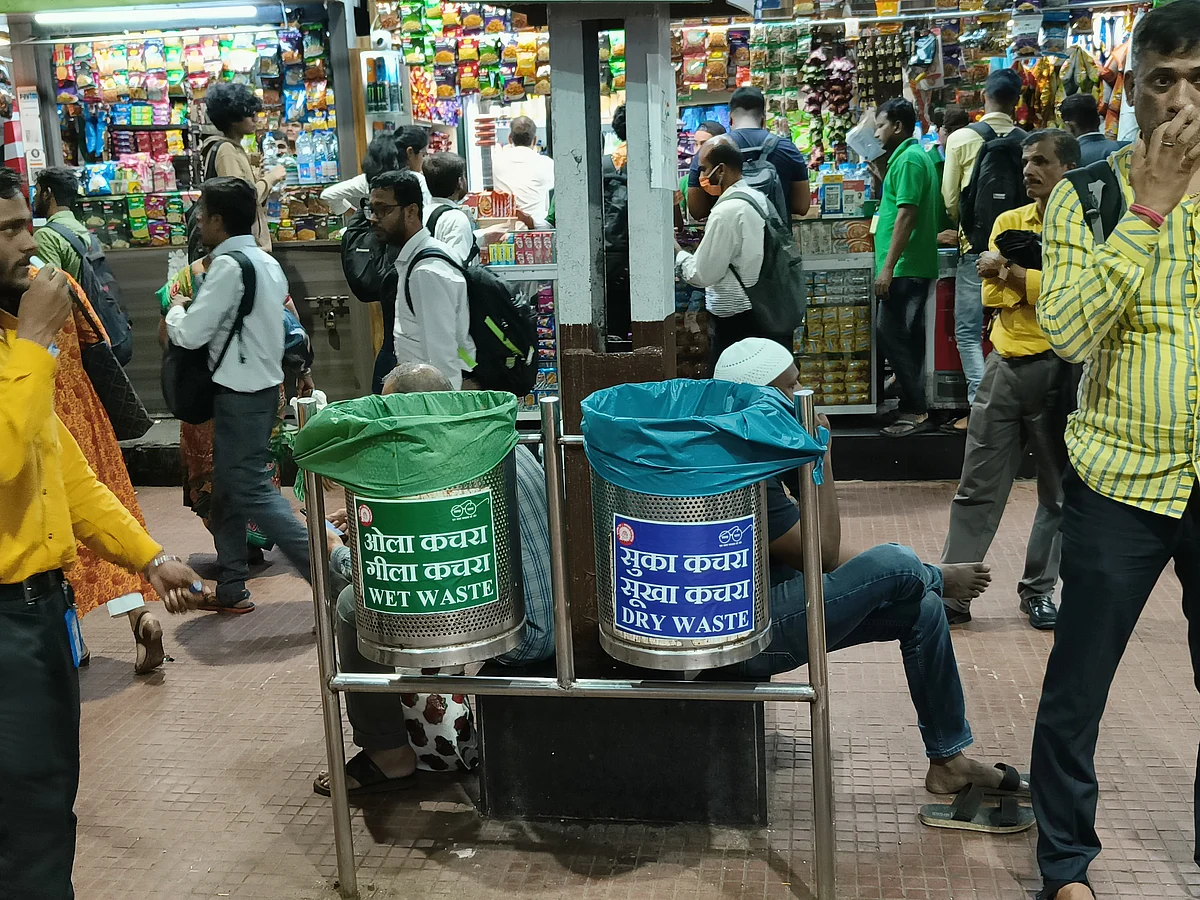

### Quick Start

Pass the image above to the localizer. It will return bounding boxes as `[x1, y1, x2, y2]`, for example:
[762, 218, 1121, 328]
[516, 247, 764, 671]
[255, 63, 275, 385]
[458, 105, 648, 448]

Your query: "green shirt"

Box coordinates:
[33, 210, 90, 282]
[875, 137, 940, 279]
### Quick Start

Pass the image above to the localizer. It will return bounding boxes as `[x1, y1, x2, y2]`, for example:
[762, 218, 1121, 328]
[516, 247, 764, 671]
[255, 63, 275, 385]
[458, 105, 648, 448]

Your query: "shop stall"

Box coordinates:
[17, 1, 371, 403]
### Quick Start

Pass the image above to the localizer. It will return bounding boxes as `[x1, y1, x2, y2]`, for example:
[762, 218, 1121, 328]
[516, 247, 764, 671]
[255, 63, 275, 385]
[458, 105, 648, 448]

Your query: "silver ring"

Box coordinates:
[1161, 140, 1178, 147]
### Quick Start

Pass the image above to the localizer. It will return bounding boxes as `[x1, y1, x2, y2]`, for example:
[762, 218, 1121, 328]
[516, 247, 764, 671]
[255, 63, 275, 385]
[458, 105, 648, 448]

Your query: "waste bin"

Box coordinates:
[581, 379, 826, 671]
[294, 392, 526, 667]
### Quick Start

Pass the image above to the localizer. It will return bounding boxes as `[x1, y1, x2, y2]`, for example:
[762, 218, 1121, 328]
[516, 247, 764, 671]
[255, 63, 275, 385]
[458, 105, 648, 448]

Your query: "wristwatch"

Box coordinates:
[144, 553, 180, 576]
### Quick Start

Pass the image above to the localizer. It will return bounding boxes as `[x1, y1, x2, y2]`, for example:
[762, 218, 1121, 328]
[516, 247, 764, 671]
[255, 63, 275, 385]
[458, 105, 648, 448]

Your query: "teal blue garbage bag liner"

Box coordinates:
[580, 379, 827, 498]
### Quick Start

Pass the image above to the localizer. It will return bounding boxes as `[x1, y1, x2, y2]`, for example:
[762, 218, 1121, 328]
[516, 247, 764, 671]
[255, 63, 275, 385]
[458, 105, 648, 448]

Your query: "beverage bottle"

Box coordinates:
[321, 130, 340, 181]
[312, 129, 328, 184]
[296, 128, 315, 185]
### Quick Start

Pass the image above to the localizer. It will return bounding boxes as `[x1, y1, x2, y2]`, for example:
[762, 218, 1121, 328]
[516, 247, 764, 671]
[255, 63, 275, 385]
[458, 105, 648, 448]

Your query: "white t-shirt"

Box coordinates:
[491, 144, 554, 225]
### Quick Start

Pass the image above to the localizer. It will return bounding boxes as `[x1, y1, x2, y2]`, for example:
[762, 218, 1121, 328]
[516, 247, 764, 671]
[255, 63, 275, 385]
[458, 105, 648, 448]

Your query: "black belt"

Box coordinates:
[1000, 349, 1060, 367]
[0, 569, 66, 602]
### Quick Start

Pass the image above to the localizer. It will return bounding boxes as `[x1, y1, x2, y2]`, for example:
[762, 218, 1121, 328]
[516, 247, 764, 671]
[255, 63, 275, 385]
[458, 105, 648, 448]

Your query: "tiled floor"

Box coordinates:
[73, 481, 1200, 899]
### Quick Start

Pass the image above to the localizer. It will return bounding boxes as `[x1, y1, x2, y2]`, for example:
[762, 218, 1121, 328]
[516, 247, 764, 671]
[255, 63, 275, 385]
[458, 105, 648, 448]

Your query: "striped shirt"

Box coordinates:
[675, 180, 766, 318]
[328, 445, 554, 663]
[1038, 145, 1200, 517]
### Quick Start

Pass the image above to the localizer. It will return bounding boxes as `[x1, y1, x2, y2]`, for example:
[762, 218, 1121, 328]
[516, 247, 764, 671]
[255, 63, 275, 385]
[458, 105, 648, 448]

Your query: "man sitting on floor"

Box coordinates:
[314, 362, 554, 795]
[715, 338, 1032, 819]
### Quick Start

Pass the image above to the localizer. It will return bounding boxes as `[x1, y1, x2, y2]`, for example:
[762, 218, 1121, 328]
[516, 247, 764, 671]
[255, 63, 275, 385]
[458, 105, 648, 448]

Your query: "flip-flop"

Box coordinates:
[919, 783, 1035, 834]
[313, 750, 416, 798]
[928, 763, 1030, 799]
[881, 418, 931, 438]
[131, 608, 165, 675]
[939, 415, 969, 434]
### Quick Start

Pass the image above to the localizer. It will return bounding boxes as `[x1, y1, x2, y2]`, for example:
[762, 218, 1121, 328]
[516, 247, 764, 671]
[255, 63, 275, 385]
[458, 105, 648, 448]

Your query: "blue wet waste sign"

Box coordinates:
[612, 513, 756, 640]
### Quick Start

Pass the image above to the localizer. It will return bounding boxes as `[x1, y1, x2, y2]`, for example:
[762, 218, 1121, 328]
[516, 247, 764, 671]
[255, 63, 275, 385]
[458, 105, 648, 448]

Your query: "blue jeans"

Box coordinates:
[954, 253, 986, 405]
[737, 544, 973, 760]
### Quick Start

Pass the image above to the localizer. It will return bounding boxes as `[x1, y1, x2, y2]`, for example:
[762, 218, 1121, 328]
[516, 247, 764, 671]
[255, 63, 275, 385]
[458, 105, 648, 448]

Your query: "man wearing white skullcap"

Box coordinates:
[713, 341, 1030, 826]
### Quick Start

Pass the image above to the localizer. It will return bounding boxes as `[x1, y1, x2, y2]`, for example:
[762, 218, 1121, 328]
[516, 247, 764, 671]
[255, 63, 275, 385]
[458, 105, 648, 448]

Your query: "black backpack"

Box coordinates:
[427, 204, 480, 263]
[959, 123, 1028, 255]
[186, 138, 231, 263]
[404, 248, 537, 396]
[601, 155, 628, 254]
[737, 133, 791, 222]
[46, 221, 133, 366]
[1063, 158, 1126, 244]
[722, 188, 807, 336]
[162, 250, 256, 424]
[340, 207, 400, 307]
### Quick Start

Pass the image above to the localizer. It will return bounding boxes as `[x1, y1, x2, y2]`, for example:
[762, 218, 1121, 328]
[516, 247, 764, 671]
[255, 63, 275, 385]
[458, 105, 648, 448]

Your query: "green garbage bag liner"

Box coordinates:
[581, 379, 826, 499]
[293, 391, 519, 497]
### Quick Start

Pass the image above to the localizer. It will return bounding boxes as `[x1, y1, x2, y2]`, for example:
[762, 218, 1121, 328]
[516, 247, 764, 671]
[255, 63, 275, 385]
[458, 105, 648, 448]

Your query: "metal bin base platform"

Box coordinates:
[475, 659, 768, 826]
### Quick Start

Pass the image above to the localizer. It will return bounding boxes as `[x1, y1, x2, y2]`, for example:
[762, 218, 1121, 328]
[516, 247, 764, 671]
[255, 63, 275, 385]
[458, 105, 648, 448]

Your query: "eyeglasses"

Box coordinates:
[361, 198, 402, 221]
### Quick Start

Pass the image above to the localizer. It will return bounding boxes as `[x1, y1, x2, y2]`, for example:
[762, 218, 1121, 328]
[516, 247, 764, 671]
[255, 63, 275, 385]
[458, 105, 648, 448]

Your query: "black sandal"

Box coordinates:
[919, 783, 1035, 834]
[313, 750, 415, 797]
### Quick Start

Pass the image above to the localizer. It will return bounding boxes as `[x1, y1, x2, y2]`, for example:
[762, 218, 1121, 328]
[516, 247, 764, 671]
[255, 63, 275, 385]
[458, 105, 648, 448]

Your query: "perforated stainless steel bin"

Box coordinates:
[344, 451, 525, 667]
[592, 472, 771, 671]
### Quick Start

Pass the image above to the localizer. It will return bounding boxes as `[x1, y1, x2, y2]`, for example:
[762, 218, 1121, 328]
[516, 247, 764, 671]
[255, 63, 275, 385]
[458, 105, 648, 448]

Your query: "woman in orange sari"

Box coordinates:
[49, 269, 165, 674]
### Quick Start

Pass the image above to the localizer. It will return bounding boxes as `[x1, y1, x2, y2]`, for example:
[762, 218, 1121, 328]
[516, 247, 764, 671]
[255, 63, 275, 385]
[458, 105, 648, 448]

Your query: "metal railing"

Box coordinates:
[295, 390, 835, 900]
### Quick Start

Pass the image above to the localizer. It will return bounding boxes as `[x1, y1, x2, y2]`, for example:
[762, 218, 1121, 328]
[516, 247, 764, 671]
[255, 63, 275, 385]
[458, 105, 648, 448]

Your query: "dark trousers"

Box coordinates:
[335, 585, 409, 750]
[708, 309, 792, 373]
[211, 386, 312, 602]
[1031, 469, 1200, 897]
[370, 301, 397, 394]
[876, 276, 931, 415]
[941, 352, 1065, 613]
[0, 579, 79, 899]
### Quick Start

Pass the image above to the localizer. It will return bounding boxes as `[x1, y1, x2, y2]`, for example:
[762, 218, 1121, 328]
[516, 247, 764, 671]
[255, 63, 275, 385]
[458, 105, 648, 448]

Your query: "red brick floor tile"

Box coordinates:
[69, 482, 1200, 898]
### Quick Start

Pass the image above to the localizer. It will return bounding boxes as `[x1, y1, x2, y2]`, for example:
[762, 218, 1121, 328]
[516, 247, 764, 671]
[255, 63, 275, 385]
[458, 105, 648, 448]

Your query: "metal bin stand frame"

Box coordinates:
[295, 391, 836, 900]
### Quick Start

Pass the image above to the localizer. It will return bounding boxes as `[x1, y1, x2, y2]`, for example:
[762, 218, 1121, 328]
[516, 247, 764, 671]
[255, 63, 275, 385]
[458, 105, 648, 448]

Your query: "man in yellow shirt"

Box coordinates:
[1033, 5, 1200, 898]
[0, 166, 208, 899]
[941, 69, 1023, 428]
[940, 130, 1078, 632]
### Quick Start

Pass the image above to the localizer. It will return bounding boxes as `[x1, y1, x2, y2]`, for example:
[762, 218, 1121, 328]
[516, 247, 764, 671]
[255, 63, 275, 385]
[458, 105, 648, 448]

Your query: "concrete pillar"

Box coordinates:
[548, 3, 677, 672]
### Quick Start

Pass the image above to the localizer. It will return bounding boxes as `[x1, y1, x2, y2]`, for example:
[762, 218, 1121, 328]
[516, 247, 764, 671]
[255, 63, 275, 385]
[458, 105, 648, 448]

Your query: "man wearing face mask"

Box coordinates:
[369, 169, 474, 389]
[676, 136, 774, 367]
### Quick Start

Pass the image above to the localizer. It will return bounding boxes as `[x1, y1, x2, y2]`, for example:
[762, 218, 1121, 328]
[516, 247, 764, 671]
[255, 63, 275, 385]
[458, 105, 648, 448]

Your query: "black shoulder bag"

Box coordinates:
[161, 250, 257, 424]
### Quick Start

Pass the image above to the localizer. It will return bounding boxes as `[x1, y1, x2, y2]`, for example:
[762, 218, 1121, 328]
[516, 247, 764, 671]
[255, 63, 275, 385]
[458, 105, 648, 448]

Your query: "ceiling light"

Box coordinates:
[35, 5, 259, 27]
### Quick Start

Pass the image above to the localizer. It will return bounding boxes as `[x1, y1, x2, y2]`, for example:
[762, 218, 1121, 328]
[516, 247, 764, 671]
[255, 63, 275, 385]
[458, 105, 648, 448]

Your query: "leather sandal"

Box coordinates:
[132, 608, 165, 675]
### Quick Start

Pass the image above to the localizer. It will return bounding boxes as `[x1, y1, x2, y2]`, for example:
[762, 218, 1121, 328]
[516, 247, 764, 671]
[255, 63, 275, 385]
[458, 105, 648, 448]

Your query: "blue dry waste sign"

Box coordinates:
[612, 514, 756, 640]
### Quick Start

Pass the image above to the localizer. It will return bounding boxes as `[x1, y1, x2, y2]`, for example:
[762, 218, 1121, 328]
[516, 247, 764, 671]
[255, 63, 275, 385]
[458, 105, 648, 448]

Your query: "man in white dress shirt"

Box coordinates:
[491, 116, 554, 226]
[165, 177, 311, 612]
[369, 170, 475, 389]
[675, 136, 770, 368]
[422, 152, 478, 263]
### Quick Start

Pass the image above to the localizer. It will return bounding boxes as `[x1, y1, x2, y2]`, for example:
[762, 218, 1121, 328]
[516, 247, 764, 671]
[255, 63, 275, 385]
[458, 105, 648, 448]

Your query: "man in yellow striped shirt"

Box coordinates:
[941, 129, 1078, 632]
[0, 167, 208, 898]
[1033, 4, 1200, 898]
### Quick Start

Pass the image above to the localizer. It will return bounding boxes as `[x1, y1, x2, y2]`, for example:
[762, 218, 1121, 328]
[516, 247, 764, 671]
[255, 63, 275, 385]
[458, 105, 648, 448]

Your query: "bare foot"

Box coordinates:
[925, 752, 1008, 794]
[938, 562, 991, 601]
[1055, 885, 1095, 900]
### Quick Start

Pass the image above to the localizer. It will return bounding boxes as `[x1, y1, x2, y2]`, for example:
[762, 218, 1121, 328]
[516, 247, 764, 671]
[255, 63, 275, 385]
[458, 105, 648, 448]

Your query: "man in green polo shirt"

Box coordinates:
[873, 98, 941, 437]
[32, 167, 91, 282]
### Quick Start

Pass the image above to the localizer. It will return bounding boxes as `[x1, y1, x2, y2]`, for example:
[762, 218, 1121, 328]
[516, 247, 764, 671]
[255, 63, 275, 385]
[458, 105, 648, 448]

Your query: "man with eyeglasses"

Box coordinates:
[367, 170, 474, 389]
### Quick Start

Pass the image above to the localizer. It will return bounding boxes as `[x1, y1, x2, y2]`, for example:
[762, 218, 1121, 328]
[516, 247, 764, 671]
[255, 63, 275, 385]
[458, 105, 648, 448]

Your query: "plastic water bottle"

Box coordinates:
[312, 131, 328, 185]
[321, 130, 339, 182]
[262, 132, 278, 169]
[296, 129, 315, 185]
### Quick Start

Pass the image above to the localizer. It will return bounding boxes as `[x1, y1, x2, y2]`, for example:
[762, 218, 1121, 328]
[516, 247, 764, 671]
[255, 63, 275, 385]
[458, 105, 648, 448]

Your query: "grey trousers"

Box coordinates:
[334, 585, 410, 750]
[941, 351, 1066, 613]
[211, 386, 312, 602]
